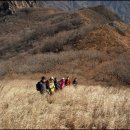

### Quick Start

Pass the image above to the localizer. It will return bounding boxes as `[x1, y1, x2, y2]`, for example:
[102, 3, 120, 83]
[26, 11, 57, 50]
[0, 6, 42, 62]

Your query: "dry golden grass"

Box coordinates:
[0, 79, 130, 129]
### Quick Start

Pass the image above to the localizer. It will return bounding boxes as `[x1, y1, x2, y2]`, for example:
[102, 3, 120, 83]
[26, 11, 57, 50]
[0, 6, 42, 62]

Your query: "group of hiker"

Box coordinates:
[36, 76, 78, 95]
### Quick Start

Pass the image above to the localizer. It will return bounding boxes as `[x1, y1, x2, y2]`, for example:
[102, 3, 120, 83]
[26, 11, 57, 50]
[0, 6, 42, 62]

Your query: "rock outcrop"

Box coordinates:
[0, 1, 36, 16]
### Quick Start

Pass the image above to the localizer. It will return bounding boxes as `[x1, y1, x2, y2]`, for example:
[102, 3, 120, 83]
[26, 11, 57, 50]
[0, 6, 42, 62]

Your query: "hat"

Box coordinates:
[50, 77, 54, 80]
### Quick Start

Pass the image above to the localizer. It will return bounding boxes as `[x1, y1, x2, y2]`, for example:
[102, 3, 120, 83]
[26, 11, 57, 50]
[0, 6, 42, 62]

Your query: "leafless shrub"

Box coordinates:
[0, 49, 103, 76]
[42, 27, 87, 53]
[0, 12, 85, 60]
[115, 55, 130, 84]
[24, 17, 83, 44]
[56, 17, 82, 30]
[0, 62, 7, 76]
[50, 13, 82, 25]
[50, 14, 67, 24]
[41, 31, 68, 53]
[39, 12, 66, 22]
[95, 54, 130, 85]
[95, 62, 116, 83]
[84, 50, 103, 61]
[19, 8, 33, 15]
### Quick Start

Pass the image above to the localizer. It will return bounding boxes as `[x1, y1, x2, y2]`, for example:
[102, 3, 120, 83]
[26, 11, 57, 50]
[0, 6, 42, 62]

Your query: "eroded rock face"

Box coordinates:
[0, 1, 36, 16]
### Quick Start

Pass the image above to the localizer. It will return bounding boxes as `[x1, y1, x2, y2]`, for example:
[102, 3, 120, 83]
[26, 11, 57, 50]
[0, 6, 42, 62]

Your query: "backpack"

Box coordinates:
[46, 80, 49, 90]
[36, 82, 41, 91]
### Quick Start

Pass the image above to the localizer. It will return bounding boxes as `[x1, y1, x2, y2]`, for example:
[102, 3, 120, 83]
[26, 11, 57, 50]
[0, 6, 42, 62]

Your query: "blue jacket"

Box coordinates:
[39, 81, 47, 91]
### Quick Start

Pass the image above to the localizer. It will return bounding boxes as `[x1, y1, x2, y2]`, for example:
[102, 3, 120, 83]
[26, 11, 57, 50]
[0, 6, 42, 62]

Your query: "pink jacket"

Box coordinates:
[59, 80, 65, 89]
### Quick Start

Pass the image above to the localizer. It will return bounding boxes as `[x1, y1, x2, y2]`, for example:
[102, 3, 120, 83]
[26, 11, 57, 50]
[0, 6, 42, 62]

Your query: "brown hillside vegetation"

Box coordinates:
[0, 6, 130, 86]
[0, 6, 130, 129]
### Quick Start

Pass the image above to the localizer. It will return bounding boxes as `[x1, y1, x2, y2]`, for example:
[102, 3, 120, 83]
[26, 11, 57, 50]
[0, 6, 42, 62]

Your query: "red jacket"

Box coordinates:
[59, 80, 65, 89]
[65, 79, 71, 86]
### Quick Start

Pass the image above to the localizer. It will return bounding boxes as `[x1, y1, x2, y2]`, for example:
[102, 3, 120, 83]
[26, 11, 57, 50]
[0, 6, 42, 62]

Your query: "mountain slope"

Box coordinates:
[0, 1, 130, 24]
[0, 6, 130, 86]
[42, 1, 130, 24]
[1, 3, 130, 129]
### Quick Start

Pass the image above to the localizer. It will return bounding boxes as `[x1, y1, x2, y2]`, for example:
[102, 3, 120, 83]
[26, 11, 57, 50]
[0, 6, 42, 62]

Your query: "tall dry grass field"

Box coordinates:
[0, 79, 130, 129]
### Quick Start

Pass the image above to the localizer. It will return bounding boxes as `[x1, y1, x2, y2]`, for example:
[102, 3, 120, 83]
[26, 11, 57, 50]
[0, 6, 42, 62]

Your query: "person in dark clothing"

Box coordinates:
[54, 77, 59, 91]
[45, 79, 51, 94]
[46, 79, 49, 90]
[72, 78, 78, 87]
[37, 76, 47, 94]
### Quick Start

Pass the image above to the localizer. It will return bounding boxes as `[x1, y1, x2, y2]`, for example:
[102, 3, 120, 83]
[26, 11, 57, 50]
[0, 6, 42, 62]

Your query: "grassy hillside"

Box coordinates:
[0, 7, 130, 86]
[0, 79, 130, 129]
[0, 6, 130, 129]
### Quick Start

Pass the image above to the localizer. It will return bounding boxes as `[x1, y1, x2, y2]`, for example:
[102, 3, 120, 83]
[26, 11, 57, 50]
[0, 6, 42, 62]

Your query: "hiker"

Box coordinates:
[48, 77, 55, 95]
[65, 76, 71, 86]
[54, 77, 60, 91]
[36, 76, 47, 94]
[72, 78, 78, 87]
[59, 78, 65, 89]
[46, 79, 50, 93]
